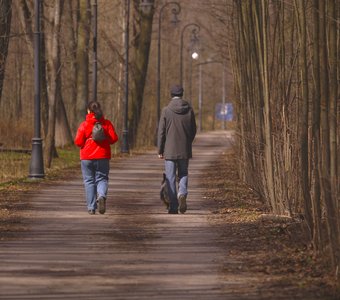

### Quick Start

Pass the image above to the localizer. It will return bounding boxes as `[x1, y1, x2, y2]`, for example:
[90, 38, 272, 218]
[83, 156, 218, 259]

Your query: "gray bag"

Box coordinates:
[92, 122, 106, 142]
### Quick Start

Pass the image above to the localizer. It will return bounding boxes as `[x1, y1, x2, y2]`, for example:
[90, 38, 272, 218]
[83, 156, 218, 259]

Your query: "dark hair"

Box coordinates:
[87, 101, 103, 120]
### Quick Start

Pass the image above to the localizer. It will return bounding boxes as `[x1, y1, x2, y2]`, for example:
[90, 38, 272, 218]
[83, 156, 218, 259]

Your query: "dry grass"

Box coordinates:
[0, 146, 79, 185]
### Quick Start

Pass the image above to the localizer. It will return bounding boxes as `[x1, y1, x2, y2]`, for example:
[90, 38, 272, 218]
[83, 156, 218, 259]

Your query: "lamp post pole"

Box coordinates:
[198, 63, 203, 132]
[180, 23, 200, 87]
[29, 0, 44, 179]
[92, 0, 98, 102]
[156, 2, 181, 124]
[222, 62, 226, 130]
[121, 0, 130, 153]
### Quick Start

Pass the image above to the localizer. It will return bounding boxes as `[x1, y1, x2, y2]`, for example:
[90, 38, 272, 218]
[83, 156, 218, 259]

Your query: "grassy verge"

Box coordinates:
[0, 146, 80, 240]
[0, 146, 80, 186]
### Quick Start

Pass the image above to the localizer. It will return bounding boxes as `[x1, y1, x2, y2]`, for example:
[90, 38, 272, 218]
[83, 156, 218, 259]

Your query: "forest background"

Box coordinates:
[0, 0, 339, 284]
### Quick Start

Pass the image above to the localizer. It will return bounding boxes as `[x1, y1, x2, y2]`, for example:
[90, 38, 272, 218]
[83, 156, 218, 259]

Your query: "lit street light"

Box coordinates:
[180, 23, 200, 87]
[191, 52, 199, 60]
[29, 0, 44, 179]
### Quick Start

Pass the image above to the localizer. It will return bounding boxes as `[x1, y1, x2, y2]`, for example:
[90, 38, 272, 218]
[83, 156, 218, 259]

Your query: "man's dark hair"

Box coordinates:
[170, 85, 184, 97]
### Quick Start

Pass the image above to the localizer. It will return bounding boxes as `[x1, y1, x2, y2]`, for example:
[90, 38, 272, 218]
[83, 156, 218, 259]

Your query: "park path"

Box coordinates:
[0, 131, 244, 300]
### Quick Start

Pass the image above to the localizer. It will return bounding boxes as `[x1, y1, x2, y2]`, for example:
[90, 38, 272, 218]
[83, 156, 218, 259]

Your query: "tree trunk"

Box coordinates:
[311, 0, 322, 252]
[130, 0, 155, 147]
[294, 0, 313, 238]
[55, 80, 73, 147]
[0, 0, 12, 104]
[319, 0, 340, 271]
[328, 0, 338, 212]
[253, 0, 278, 213]
[45, 0, 64, 167]
[75, 0, 90, 126]
[66, 0, 78, 134]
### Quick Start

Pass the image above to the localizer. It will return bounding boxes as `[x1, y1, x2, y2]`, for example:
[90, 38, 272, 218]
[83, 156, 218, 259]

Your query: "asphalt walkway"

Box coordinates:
[0, 131, 237, 300]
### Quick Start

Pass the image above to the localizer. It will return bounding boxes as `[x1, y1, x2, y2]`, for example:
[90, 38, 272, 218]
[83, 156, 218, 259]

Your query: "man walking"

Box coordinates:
[157, 85, 197, 214]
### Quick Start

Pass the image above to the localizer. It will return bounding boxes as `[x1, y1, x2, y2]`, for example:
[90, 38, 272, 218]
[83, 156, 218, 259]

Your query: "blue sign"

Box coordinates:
[215, 103, 233, 121]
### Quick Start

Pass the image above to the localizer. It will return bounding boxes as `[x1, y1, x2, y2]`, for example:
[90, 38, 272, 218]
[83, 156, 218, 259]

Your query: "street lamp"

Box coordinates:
[196, 60, 226, 132]
[121, 0, 130, 153]
[29, 0, 44, 179]
[92, 0, 98, 102]
[180, 23, 200, 87]
[156, 1, 181, 124]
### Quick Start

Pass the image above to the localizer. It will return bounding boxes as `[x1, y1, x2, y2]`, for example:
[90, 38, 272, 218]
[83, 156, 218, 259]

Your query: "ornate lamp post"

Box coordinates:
[180, 23, 200, 87]
[29, 0, 44, 179]
[156, 1, 181, 123]
[92, 0, 98, 102]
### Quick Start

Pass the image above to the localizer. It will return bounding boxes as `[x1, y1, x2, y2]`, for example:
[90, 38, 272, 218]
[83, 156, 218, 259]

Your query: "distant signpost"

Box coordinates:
[215, 103, 233, 121]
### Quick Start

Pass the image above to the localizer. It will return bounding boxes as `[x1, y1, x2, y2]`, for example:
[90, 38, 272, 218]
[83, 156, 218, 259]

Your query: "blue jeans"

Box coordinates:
[164, 159, 189, 211]
[81, 159, 110, 210]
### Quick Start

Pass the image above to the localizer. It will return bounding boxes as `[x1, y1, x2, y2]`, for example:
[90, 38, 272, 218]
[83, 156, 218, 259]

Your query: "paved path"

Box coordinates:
[0, 131, 235, 300]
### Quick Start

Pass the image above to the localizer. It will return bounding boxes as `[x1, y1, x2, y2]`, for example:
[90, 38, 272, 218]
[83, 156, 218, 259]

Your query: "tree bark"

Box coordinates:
[311, 0, 322, 252]
[294, 0, 313, 238]
[130, 0, 155, 147]
[319, 0, 340, 271]
[0, 0, 12, 104]
[45, 0, 64, 167]
[75, 0, 90, 126]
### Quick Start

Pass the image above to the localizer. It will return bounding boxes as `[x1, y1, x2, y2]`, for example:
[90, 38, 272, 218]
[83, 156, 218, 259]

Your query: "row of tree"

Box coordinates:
[0, 0, 156, 166]
[0, 0, 339, 279]
[223, 0, 339, 277]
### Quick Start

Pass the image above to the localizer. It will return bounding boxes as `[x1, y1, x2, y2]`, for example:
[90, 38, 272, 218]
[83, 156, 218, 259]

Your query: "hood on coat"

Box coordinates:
[167, 98, 190, 114]
[86, 113, 104, 124]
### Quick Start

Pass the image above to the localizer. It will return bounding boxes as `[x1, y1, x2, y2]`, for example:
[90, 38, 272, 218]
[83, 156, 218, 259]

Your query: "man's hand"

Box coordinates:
[158, 154, 164, 159]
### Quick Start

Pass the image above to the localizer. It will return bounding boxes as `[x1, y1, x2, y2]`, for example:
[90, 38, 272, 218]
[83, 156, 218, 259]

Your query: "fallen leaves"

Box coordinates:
[203, 148, 339, 299]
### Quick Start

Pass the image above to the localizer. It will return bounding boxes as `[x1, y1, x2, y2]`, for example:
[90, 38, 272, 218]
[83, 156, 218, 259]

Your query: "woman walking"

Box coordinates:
[74, 101, 118, 215]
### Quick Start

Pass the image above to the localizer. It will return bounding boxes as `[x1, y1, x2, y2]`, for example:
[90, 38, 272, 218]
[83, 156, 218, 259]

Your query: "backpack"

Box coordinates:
[92, 122, 106, 142]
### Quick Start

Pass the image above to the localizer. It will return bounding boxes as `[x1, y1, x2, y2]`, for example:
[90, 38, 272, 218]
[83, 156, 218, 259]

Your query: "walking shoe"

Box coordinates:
[168, 210, 178, 214]
[97, 196, 106, 214]
[178, 194, 187, 214]
[88, 209, 95, 215]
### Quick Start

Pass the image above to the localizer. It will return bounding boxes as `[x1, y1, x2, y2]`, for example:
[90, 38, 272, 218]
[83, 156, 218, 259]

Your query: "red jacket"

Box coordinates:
[74, 113, 118, 160]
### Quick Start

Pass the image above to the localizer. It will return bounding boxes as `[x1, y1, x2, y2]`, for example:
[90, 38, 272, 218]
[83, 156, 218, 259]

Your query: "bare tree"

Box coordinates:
[44, 0, 64, 167]
[0, 0, 12, 104]
[75, 0, 90, 127]
[130, 0, 155, 146]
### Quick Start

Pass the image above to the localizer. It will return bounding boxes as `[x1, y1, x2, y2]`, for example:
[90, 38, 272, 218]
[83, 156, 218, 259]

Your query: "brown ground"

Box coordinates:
[204, 149, 339, 299]
[0, 147, 339, 299]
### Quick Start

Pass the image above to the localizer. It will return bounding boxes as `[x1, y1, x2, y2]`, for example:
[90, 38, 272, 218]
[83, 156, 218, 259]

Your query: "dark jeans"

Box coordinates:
[164, 159, 189, 211]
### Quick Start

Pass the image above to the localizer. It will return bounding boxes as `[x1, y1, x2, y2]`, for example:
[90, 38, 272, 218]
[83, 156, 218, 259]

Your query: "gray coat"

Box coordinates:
[157, 97, 197, 159]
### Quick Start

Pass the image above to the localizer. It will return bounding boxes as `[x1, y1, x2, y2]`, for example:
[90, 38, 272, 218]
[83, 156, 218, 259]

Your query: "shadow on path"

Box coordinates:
[0, 131, 245, 299]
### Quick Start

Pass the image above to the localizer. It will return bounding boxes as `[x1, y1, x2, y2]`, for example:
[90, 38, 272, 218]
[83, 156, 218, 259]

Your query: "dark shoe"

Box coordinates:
[168, 210, 178, 214]
[178, 194, 187, 214]
[88, 209, 95, 215]
[97, 196, 106, 214]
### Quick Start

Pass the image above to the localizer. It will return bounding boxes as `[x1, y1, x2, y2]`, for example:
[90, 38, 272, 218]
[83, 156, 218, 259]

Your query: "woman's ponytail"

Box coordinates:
[87, 101, 103, 120]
